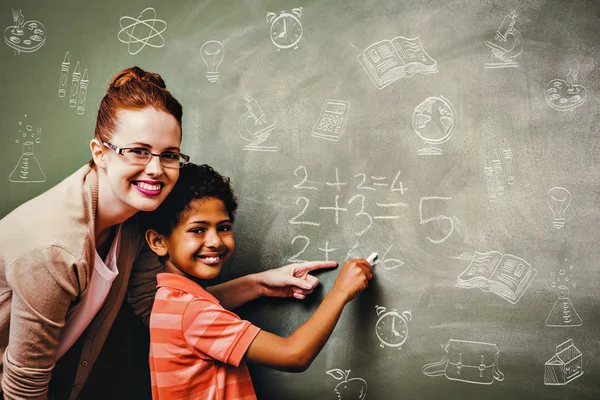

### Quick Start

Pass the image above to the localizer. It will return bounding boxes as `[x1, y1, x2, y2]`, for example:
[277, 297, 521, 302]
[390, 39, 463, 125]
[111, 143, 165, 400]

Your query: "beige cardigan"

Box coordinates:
[0, 165, 160, 400]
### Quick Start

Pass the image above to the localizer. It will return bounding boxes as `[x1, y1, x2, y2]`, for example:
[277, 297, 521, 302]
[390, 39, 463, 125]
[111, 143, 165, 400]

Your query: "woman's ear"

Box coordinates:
[145, 229, 169, 257]
[90, 139, 107, 168]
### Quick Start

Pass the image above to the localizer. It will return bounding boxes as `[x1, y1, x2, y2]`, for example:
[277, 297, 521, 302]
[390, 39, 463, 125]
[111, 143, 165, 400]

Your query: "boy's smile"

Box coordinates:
[162, 197, 234, 280]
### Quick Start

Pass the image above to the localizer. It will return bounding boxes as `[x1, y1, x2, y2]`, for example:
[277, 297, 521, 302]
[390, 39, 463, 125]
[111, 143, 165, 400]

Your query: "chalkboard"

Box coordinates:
[1, 0, 600, 399]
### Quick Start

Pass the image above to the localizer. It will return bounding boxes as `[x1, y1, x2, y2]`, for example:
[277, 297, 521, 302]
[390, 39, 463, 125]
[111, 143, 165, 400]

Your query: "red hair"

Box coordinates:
[90, 66, 183, 166]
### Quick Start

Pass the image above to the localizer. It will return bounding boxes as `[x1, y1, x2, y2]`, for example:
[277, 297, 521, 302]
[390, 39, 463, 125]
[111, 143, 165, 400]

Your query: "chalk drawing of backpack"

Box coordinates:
[422, 339, 505, 385]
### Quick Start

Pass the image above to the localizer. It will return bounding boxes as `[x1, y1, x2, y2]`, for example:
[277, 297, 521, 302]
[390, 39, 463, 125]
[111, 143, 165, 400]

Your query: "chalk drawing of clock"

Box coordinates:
[375, 306, 412, 349]
[266, 8, 303, 50]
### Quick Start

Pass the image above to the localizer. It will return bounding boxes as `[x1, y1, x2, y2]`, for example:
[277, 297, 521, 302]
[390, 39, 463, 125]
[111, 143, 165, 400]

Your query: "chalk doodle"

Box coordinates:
[58, 51, 70, 97]
[57, 52, 88, 115]
[544, 339, 583, 385]
[456, 251, 537, 304]
[547, 187, 571, 230]
[484, 10, 522, 68]
[375, 306, 412, 349]
[266, 8, 303, 51]
[68, 61, 81, 108]
[9, 115, 45, 183]
[423, 340, 504, 385]
[200, 40, 224, 83]
[413, 96, 456, 156]
[238, 94, 277, 152]
[545, 67, 586, 112]
[326, 369, 367, 400]
[490, 150, 505, 196]
[502, 140, 515, 185]
[546, 259, 581, 327]
[484, 140, 515, 202]
[546, 286, 582, 327]
[484, 158, 496, 202]
[312, 100, 350, 142]
[4, 9, 46, 54]
[118, 7, 167, 55]
[77, 68, 89, 115]
[358, 36, 438, 90]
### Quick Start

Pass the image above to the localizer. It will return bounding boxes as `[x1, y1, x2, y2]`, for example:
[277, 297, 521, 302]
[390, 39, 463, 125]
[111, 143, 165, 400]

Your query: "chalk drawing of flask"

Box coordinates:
[545, 286, 582, 327]
[238, 94, 277, 152]
[9, 141, 46, 183]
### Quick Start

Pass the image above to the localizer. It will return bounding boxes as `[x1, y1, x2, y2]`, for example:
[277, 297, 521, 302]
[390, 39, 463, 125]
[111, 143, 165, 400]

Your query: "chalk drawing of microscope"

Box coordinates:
[484, 10, 522, 69]
[238, 94, 277, 152]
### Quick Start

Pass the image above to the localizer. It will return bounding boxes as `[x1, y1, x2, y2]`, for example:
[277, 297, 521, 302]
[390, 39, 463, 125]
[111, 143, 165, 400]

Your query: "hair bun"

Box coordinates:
[109, 66, 166, 89]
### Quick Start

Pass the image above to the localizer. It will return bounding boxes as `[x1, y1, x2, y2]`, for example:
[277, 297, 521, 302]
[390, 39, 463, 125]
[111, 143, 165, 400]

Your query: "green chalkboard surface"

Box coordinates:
[1, 0, 600, 399]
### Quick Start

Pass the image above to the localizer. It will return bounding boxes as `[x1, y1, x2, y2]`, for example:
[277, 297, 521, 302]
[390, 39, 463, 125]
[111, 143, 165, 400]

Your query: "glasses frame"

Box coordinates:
[103, 141, 190, 168]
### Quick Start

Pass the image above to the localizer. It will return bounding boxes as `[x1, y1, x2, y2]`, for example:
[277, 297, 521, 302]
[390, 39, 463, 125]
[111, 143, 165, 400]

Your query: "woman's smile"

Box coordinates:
[133, 180, 164, 196]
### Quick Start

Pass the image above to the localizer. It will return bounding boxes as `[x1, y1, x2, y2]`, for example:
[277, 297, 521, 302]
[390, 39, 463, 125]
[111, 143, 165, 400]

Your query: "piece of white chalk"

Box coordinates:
[366, 252, 378, 266]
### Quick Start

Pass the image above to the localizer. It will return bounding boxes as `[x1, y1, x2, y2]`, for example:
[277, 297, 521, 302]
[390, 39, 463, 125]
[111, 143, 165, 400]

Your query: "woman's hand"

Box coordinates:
[255, 261, 338, 300]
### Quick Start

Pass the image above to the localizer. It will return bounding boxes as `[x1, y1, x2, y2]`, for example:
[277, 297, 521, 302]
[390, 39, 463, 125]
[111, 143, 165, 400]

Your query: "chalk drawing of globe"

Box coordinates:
[412, 95, 456, 147]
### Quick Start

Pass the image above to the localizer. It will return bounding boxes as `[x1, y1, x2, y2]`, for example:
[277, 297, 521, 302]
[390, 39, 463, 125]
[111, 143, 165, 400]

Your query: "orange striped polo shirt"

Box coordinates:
[149, 273, 261, 400]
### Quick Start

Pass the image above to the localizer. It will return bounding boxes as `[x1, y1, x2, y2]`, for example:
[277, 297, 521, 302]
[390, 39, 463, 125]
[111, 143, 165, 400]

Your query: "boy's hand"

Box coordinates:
[331, 258, 373, 302]
[256, 261, 338, 300]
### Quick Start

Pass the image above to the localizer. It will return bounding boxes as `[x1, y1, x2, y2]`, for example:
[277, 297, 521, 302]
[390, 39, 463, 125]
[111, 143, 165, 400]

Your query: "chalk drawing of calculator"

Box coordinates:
[312, 99, 350, 141]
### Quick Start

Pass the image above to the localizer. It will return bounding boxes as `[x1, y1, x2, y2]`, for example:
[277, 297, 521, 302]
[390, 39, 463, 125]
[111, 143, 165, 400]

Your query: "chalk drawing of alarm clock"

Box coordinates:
[375, 306, 412, 349]
[266, 8, 303, 50]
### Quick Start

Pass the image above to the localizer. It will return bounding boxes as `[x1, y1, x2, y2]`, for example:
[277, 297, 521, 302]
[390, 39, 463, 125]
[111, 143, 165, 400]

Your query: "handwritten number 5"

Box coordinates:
[419, 197, 454, 244]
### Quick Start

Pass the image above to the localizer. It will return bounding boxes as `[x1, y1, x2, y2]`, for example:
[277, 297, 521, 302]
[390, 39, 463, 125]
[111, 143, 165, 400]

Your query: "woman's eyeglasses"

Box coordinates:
[103, 142, 189, 168]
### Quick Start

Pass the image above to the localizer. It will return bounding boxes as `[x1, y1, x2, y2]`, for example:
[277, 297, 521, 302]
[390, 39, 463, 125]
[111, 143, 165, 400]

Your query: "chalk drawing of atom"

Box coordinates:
[118, 7, 167, 55]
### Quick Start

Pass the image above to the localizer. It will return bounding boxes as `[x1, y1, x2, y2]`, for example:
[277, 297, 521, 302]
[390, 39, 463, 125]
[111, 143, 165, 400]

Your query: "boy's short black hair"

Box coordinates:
[139, 163, 237, 237]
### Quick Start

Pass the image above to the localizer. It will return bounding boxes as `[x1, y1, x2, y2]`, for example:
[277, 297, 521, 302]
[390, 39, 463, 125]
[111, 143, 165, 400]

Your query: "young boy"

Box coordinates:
[141, 163, 373, 400]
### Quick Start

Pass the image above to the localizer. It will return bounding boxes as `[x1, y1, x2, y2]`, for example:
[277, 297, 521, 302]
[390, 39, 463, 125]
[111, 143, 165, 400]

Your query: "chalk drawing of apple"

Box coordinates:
[326, 369, 367, 400]
[545, 69, 587, 112]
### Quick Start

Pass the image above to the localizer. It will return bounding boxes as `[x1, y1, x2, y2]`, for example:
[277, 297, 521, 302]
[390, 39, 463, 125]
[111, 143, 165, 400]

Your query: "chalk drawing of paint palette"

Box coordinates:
[545, 78, 586, 112]
[4, 19, 46, 54]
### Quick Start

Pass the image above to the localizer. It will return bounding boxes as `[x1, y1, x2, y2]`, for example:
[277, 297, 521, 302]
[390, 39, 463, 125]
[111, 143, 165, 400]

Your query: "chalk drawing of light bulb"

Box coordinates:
[547, 187, 571, 230]
[200, 40, 224, 83]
